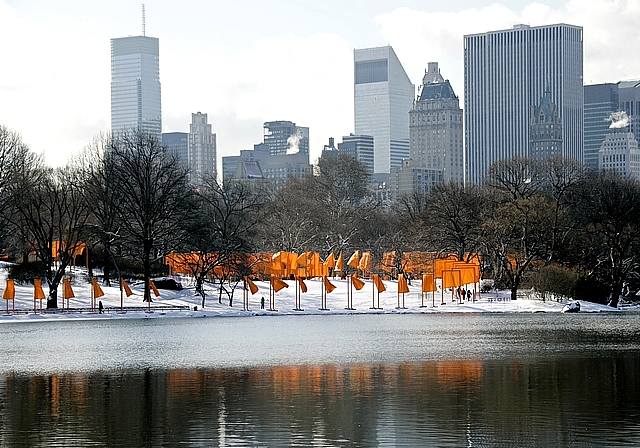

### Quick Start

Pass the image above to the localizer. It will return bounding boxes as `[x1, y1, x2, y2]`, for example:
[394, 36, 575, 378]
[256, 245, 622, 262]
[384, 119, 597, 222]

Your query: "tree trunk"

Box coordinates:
[143, 240, 152, 303]
[510, 287, 518, 301]
[608, 282, 622, 308]
[47, 285, 58, 309]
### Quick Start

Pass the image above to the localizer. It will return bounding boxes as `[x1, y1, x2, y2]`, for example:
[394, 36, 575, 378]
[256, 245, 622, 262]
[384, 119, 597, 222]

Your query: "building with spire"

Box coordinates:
[408, 62, 463, 184]
[110, 9, 161, 139]
[529, 88, 563, 160]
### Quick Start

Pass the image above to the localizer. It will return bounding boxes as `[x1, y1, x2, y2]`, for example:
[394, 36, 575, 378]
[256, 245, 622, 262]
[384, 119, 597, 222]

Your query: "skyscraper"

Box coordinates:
[599, 113, 640, 180]
[337, 134, 375, 175]
[189, 112, 217, 185]
[262, 121, 309, 156]
[409, 62, 463, 184]
[584, 83, 619, 171]
[464, 24, 583, 184]
[162, 132, 188, 167]
[111, 35, 161, 138]
[354, 46, 414, 174]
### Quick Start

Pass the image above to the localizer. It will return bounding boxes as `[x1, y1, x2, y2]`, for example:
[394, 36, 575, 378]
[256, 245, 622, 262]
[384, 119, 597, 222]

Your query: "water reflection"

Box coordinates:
[1, 357, 639, 447]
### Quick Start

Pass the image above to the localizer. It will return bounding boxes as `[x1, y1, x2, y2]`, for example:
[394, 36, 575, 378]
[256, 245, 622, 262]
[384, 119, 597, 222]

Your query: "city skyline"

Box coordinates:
[2, 0, 640, 169]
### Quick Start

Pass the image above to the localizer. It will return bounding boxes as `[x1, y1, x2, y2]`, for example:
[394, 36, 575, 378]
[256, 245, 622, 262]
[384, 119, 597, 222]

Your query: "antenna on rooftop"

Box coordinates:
[141, 3, 146, 36]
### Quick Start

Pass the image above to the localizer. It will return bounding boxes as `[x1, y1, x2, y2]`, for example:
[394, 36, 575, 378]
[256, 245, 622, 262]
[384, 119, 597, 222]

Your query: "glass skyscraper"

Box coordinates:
[354, 46, 414, 174]
[584, 83, 618, 171]
[464, 24, 583, 184]
[111, 36, 161, 138]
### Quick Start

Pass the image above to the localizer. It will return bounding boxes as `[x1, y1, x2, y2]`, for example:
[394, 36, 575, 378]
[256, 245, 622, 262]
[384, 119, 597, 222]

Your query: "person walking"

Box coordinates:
[260, 296, 265, 309]
[98, 300, 104, 314]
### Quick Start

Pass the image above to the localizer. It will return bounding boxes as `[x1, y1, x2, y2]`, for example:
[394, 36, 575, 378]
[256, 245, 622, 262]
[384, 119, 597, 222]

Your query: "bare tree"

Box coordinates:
[186, 179, 262, 307]
[77, 135, 122, 286]
[109, 132, 192, 303]
[10, 165, 91, 308]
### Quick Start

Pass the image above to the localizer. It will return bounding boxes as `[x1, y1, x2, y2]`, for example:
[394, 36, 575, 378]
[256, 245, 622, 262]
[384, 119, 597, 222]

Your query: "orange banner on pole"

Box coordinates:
[324, 253, 336, 269]
[422, 273, 435, 293]
[373, 274, 386, 293]
[335, 253, 344, 272]
[271, 277, 289, 293]
[347, 250, 361, 270]
[397, 274, 410, 294]
[323, 276, 336, 293]
[298, 277, 308, 293]
[245, 277, 259, 295]
[92, 278, 105, 299]
[63, 278, 75, 299]
[358, 252, 372, 272]
[121, 279, 134, 297]
[351, 274, 365, 290]
[2, 279, 15, 300]
[34, 278, 45, 300]
[149, 280, 160, 297]
[442, 270, 462, 289]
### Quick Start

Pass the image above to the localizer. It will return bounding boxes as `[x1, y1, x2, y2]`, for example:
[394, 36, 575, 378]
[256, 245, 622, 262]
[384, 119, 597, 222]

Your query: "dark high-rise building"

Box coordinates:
[529, 88, 563, 160]
[584, 83, 619, 171]
[162, 132, 188, 167]
[262, 121, 309, 156]
[337, 134, 375, 174]
[464, 24, 583, 184]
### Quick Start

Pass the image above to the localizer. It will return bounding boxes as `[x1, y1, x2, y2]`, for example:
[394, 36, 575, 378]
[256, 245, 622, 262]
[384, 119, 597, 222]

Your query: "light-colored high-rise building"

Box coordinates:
[354, 46, 414, 174]
[409, 62, 463, 184]
[111, 36, 161, 138]
[189, 112, 217, 185]
[599, 114, 640, 180]
[464, 24, 583, 184]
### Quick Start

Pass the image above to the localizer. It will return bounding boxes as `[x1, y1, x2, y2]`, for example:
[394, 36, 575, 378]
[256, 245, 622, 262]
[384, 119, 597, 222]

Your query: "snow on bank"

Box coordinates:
[0, 268, 625, 324]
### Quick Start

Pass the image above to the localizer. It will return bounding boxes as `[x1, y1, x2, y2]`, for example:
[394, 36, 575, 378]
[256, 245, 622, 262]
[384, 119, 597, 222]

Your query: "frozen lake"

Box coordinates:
[1, 314, 639, 446]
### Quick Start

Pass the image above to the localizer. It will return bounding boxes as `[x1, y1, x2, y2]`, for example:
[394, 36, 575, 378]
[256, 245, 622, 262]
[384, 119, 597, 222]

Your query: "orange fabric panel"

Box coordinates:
[149, 280, 160, 297]
[324, 253, 336, 269]
[442, 270, 462, 289]
[347, 250, 361, 270]
[298, 277, 308, 293]
[92, 278, 105, 298]
[323, 276, 337, 293]
[312, 252, 322, 278]
[397, 274, 410, 294]
[121, 280, 134, 297]
[422, 273, 435, 293]
[287, 252, 298, 276]
[245, 277, 259, 295]
[434, 257, 459, 278]
[335, 253, 344, 272]
[63, 278, 75, 299]
[271, 277, 289, 293]
[372, 274, 386, 293]
[2, 279, 15, 300]
[34, 278, 45, 300]
[296, 252, 308, 269]
[358, 252, 372, 272]
[452, 262, 480, 283]
[351, 274, 365, 290]
[381, 251, 396, 273]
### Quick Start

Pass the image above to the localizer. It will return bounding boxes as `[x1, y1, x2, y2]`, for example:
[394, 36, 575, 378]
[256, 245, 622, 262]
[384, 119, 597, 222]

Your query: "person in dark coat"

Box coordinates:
[260, 296, 265, 309]
[98, 300, 104, 314]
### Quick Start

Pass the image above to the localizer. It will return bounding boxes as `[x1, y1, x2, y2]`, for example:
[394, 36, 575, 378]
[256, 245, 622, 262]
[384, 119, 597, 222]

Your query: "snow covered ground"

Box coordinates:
[0, 263, 630, 323]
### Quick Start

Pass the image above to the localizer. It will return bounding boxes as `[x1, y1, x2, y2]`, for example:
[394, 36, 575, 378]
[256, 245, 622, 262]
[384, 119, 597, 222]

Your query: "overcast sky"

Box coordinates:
[1, 0, 639, 167]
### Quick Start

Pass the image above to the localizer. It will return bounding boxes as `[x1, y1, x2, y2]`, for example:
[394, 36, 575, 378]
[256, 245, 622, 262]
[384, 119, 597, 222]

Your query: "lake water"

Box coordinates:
[1, 314, 639, 447]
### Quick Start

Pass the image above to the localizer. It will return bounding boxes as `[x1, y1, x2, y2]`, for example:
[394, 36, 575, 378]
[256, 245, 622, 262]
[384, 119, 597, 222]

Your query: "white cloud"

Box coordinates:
[375, 1, 640, 103]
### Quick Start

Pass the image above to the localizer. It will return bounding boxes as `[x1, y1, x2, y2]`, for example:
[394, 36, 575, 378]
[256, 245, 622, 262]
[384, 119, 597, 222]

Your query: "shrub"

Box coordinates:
[8, 261, 47, 285]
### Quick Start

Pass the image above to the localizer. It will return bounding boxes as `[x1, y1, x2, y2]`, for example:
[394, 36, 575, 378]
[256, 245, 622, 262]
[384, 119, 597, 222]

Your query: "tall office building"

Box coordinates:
[337, 134, 375, 175]
[584, 81, 640, 171]
[464, 24, 583, 184]
[162, 132, 188, 167]
[584, 83, 619, 171]
[262, 121, 309, 156]
[354, 46, 414, 174]
[111, 35, 161, 138]
[409, 62, 463, 184]
[599, 114, 640, 180]
[189, 112, 217, 185]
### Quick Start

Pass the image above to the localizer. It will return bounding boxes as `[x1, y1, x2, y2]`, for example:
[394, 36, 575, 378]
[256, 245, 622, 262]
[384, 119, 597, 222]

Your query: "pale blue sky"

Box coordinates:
[1, 0, 637, 167]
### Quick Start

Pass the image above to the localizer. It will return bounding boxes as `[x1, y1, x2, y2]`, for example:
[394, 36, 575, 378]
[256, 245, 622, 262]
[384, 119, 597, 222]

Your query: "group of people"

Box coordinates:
[456, 286, 473, 302]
